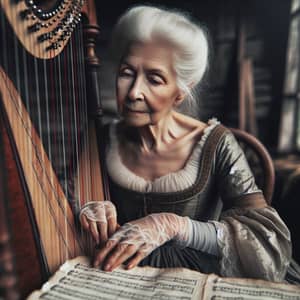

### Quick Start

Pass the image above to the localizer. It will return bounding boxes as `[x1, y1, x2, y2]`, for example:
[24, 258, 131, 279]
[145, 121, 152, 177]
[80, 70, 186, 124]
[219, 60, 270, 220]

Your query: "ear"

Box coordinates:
[174, 82, 195, 107]
[174, 90, 186, 107]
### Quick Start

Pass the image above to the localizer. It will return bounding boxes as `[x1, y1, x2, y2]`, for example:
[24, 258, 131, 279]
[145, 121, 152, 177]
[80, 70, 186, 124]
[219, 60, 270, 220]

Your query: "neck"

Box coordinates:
[138, 111, 179, 153]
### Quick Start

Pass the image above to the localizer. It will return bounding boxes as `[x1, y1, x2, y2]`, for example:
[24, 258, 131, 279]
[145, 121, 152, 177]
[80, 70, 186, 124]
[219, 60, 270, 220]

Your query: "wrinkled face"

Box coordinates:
[116, 42, 184, 127]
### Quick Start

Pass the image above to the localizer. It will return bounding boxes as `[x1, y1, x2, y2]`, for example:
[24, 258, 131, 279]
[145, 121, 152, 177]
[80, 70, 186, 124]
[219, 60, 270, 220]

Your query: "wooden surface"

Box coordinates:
[0, 104, 43, 299]
[0, 0, 83, 59]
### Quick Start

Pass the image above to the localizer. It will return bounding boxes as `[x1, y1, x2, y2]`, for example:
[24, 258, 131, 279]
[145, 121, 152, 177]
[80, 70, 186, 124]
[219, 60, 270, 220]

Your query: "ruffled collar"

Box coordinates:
[106, 119, 220, 193]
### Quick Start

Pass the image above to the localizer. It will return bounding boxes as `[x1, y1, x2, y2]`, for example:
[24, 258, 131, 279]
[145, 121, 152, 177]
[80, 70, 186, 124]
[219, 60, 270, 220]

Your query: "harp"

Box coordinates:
[0, 1, 106, 298]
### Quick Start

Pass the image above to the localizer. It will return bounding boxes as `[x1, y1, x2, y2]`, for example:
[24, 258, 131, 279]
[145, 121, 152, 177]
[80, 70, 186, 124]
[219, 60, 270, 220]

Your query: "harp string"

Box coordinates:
[57, 48, 68, 261]
[69, 28, 77, 211]
[77, 24, 91, 206]
[70, 28, 83, 211]
[72, 25, 91, 205]
[75, 23, 84, 241]
[70, 24, 91, 208]
[58, 44, 74, 258]
[68, 37, 82, 216]
[66, 24, 81, 258]
[48, 47, 58, 262]
[34, 54, 48, 258]
[42, 58, 54, 259]
[73, 22, 97, 253]
[59, 27, 78, 260]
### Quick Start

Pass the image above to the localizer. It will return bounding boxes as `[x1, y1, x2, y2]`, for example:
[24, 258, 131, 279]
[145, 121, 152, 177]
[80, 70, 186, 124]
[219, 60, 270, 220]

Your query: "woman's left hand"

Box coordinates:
[93, 213, 189, 271]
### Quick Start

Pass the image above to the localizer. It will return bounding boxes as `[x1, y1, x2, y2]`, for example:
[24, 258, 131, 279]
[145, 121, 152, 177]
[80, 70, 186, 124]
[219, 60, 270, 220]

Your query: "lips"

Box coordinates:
[124, 106, 149, 113]
[127, 109, 146, 113]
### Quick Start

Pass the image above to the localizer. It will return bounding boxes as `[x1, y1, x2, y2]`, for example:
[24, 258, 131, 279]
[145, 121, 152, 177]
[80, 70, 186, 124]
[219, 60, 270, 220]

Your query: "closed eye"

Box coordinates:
[118, 67, 135, 77]
[148, 74, 165, 85]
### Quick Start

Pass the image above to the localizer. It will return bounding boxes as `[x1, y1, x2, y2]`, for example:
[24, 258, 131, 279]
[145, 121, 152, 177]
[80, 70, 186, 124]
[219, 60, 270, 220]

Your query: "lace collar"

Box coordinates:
[106, 119, 220, 193]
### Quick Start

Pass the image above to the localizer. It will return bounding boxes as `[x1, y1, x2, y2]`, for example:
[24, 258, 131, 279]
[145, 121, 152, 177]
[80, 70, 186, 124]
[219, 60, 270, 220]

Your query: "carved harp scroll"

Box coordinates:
[0, 0, 105, 298]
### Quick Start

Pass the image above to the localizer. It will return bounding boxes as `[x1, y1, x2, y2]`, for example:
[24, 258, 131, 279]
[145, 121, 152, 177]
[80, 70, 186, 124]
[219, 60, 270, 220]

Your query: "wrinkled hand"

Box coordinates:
[93, 213, 189, 271]
[79, 201, 117, 245]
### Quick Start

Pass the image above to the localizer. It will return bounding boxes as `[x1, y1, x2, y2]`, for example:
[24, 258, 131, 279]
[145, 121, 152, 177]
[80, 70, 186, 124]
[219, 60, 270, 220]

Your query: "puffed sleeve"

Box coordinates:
[212, 131, 292, 281]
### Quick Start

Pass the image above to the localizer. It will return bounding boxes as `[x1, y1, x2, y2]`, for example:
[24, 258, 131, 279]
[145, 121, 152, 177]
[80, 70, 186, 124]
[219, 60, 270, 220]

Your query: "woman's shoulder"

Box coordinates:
[172, 111, 207, 133]
[191, 117, 230, 147]
[172, 112, 231, 140]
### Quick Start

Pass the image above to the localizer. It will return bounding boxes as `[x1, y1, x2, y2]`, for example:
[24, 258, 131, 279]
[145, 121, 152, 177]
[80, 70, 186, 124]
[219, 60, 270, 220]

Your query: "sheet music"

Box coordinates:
[28, 256, 300, 300]
[203, 275, 300, 299]
[27, 256, 206, 299]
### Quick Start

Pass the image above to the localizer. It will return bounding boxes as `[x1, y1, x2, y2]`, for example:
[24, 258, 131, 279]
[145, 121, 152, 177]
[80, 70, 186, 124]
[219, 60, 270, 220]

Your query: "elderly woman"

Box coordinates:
[79, 5, 293, 282]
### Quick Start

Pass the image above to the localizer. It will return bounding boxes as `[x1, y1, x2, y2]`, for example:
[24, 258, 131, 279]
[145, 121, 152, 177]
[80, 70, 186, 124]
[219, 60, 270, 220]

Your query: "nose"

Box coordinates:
[128, 76, 145, 101]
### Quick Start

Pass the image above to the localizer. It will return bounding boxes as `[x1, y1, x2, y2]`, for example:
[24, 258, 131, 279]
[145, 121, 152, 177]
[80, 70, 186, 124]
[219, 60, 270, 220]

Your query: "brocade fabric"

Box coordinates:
[104, 120, 292, 282]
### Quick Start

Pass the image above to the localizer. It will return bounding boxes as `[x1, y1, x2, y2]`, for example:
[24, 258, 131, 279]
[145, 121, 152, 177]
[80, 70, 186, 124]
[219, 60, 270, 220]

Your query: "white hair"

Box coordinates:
[110, 5, 209, 110]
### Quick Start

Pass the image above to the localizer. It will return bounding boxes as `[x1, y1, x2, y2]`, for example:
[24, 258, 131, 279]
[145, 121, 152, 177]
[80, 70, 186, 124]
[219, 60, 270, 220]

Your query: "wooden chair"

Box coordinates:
[230, 128, 275, 205]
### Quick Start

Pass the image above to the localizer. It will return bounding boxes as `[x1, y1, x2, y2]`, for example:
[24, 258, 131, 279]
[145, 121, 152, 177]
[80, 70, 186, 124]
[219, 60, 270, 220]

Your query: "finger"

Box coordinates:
[105, 244, 137, 271]
[97, 221, 108, 244]
[103, 243, 133, 271]
[89, 221, 100, 245]
[93, 239, 118, 267]
[80, 214, 90, 231]
[126, 250, 147, 270]
[107, 217, 117, 237]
